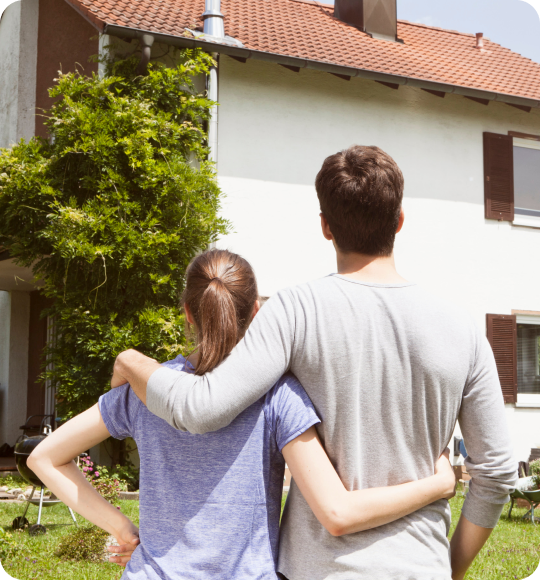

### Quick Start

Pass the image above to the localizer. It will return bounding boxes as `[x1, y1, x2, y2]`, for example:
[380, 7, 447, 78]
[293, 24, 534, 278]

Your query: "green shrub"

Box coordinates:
[530, 459, 540, 490]
[0, 49, 229, 422]
[0, 474, 25, 490]
[55, 526, 109, 562]
[107, 463, 139, 492]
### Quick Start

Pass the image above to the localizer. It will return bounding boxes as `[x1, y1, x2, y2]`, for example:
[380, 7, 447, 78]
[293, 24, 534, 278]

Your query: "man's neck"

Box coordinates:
[335, 251, 408, 284]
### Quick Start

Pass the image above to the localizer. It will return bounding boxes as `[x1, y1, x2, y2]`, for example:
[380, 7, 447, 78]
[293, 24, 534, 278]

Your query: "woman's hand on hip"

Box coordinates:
[108, 519, 140, 567]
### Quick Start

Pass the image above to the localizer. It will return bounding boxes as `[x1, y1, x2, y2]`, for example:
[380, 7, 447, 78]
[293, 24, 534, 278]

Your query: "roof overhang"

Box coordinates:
[104, 23, 540, 111]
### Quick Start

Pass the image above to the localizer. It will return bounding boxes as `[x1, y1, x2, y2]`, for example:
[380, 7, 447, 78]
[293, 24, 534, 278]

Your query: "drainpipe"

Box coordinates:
[136, 34, 155, 75]
[207, 57, 219, 164]
[202, 0, 225, 164]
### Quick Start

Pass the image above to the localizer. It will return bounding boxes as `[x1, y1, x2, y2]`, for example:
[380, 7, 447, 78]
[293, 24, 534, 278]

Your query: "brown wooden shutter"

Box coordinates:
[483, 132, 514, 220]
[486, 314, 517, 404]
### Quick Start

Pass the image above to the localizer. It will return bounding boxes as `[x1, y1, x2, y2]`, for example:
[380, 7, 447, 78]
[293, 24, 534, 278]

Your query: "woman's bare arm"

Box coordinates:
[282, 426, 455, 536]
[27, 405, 139, 566]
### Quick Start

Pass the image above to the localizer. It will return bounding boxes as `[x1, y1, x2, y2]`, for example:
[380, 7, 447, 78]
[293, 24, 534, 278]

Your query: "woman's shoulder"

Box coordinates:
[265, 372, 311, 405]
[161, 353, 191, 372]
[261, 374, 320, 452]
[263, 372, 317, 423]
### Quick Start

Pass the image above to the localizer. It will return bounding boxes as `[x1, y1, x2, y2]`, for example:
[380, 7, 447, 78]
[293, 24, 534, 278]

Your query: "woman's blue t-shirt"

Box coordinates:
[98, 355, 320, 580]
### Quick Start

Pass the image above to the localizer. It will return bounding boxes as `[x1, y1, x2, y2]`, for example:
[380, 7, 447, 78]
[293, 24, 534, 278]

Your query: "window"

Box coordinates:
[487, 313, 540, 407]
[513, 138, 540, 227]
[483, 132, 540, 227]
[517, 323, 540, 394]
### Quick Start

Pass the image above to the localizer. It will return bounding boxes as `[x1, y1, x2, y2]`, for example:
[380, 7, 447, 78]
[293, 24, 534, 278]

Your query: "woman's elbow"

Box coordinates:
[323, 512, 350, 537]
[27, 451, 38, 472]
[326, 523, 346, 537]
[27, 448, 46, 475]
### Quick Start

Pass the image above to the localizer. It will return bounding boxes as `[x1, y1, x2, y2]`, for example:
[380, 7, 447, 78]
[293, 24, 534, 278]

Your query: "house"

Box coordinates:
[1, 0, 539, 470]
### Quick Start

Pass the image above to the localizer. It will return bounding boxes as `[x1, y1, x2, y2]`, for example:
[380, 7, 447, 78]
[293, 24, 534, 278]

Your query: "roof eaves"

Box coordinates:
[63, 0, 106, 33]
[103, 23, 540, 109]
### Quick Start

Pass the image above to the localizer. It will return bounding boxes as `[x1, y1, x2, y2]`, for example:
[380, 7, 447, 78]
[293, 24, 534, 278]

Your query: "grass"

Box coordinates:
[0, 500, 140, 580]
[448, 494, 540, 580]
[0, 494, 539, 579]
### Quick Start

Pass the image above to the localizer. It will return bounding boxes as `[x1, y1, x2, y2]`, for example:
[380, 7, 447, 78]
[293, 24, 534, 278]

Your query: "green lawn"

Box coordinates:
[1, 500, 140, 580]
[448, 495, 540, 579]
[1, 495, 539, 579]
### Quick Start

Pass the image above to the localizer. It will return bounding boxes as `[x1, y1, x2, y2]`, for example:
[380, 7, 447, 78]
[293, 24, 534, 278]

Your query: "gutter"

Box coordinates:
[103, 23, 540, 111]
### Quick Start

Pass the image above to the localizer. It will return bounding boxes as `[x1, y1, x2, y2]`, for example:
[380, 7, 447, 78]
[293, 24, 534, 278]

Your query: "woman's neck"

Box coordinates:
[187, 351, 199, 368]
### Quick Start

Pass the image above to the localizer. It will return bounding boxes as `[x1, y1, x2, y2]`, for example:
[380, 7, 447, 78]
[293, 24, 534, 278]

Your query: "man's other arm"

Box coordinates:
[113, 290, 297, 433]
[451, 328, 518, 579]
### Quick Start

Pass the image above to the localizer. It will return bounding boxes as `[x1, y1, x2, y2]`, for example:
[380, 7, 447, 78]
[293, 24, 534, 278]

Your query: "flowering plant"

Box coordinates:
[79, 456, 127, 504]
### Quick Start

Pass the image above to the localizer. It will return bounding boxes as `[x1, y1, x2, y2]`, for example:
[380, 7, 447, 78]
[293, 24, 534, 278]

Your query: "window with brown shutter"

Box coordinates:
[483, 132, 514, 221]
[486, 314, 517, 403]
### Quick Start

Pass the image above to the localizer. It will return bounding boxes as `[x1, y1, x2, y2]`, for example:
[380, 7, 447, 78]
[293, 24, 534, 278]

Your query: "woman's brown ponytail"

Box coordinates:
[182, 249, 258, 375]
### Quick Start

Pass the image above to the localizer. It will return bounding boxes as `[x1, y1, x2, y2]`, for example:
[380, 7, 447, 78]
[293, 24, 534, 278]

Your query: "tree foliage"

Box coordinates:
[0, 51, 228, 418]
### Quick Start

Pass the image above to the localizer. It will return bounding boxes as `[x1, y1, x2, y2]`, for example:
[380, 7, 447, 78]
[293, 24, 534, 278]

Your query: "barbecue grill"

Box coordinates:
[12, 426, 77, 536]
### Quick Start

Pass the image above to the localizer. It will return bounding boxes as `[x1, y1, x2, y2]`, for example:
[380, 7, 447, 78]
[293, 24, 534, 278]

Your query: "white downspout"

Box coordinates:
[207, 56, 219, 164]
[202, 0, 224, 165]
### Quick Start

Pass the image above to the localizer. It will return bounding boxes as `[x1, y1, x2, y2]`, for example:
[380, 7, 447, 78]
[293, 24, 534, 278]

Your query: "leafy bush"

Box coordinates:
[0, 474, 25, 490]
[108, 463, 139, 492]
[56, 526, 109, 562]
[529, 459, 540, 490]
[80, 456, 127, 504]
[0, 49, 229, 421]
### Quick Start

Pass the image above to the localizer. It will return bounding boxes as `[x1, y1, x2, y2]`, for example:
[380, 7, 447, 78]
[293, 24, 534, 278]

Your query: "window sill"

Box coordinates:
[516, 394, 540, 408]
[513, 215, 540, 229]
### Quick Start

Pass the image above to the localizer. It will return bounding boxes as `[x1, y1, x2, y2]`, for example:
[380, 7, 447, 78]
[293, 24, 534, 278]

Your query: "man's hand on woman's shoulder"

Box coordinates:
[111, 349, 162, 405]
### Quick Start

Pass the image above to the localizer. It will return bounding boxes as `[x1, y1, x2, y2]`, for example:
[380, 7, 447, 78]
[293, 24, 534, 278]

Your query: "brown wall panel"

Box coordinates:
[26, 291, 51, 419]
[35, 0, 98, 138]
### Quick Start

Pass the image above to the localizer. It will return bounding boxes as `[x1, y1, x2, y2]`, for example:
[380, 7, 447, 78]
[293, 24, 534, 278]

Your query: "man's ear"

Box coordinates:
[320, 213, 333, 241]
[184, 302, 195, 326]
[252, 300, 261, 319]
[396, 207, 405, 234]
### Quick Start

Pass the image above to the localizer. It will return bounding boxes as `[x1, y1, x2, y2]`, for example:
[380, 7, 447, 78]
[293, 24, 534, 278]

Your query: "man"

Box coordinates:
[112, 146, 516, 579]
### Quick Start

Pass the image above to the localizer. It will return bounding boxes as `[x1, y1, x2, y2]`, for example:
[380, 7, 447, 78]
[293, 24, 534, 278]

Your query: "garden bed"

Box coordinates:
[0, 496, 539, 579]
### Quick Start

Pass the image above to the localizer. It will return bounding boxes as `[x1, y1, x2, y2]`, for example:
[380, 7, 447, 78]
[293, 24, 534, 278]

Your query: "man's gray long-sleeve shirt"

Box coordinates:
[146, 275, 517, 580]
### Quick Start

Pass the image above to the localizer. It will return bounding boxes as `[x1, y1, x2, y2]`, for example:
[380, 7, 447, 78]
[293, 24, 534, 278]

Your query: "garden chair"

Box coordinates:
[508, 479, 540, 524]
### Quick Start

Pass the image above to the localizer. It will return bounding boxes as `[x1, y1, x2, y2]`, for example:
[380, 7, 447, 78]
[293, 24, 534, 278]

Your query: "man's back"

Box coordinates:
[278, 275, 481, 579]
[146, 273, 515, 579]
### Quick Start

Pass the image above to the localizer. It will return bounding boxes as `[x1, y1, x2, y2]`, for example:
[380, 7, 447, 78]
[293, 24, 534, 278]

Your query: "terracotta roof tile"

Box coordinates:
[64, 0, 540, 101]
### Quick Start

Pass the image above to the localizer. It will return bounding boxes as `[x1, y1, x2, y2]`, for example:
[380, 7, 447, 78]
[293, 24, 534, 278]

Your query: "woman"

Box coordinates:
[29, 249, 455, 580]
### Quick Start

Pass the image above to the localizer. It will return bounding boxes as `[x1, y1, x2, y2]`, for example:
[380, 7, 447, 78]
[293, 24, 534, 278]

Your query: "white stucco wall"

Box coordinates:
[0, 291, 30, 446]
[216, 57, 540, 463]
[0, 0, 38, 149]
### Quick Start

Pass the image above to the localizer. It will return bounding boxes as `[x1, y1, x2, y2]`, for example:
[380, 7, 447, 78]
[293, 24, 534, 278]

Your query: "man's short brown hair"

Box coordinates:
[315, 145, 404, 256]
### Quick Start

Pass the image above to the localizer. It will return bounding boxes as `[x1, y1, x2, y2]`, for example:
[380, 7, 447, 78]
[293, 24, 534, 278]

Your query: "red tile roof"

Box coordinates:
[66, 0, 540, 104]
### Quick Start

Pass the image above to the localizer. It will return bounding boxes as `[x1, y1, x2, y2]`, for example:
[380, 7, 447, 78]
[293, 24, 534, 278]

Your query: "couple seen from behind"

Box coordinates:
[29, 145, 517, 580]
